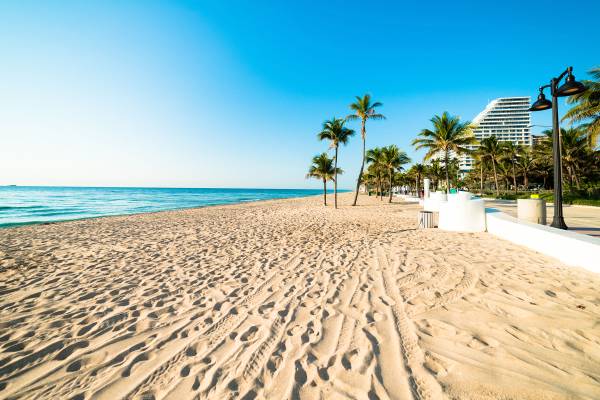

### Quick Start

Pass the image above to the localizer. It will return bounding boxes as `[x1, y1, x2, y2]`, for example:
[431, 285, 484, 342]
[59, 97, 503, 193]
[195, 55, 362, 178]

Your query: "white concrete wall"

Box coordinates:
[439, 194, 486, 232]
[485, 209, 600, 273]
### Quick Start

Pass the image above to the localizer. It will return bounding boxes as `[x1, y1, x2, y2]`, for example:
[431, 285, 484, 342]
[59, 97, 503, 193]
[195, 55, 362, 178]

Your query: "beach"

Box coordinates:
[1, 192, 599, 400]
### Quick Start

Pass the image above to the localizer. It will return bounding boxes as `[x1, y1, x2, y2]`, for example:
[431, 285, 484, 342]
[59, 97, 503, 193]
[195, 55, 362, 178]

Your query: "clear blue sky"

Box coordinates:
[1, 0, 598, 189]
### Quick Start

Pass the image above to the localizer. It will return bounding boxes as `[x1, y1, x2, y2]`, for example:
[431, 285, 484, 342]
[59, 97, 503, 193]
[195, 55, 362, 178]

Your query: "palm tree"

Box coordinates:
[426, 159, 443, 191]
[317, 117, 355, 208]
[479, 136, 503, 196]
[346, 94, 385, 206]
[411, 163, 426, 196]
[361, 169, 378, 195]
[366, 147, 385, 200]
[412, 112, 476, 192]
[502, 141, 521, 194]
[541, 127, 589, 190]
[447, 157, 461, 189]
[498, 159, 512, 191]
[472, 146, 487, 194]
[561, 128, 590, 190]
[563, 66, 600, 148]
[381, 145, 411, 202]
[516, 147, 535, 189]
[306, 153, 340, 206]
[532, 145, 553, 189]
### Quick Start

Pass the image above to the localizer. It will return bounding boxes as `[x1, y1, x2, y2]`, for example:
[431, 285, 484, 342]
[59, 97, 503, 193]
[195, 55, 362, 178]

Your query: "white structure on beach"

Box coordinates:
[460, 97, 532, 172]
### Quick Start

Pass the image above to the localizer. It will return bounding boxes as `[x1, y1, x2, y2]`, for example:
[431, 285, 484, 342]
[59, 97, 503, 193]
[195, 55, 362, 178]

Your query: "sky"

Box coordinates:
[1, 0, 599, 189]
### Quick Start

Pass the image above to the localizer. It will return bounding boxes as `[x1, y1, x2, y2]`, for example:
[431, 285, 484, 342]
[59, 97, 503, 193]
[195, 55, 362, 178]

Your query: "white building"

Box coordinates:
[460, 97, 532, 172]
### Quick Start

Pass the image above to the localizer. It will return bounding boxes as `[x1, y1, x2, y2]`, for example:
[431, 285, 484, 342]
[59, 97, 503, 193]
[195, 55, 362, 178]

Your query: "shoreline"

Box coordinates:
[1, 192, 599, 399]
[0, 190, 350, 230]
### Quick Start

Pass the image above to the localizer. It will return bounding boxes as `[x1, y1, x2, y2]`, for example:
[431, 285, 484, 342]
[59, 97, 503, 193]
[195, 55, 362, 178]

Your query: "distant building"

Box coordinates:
[460, 97, 532, 172]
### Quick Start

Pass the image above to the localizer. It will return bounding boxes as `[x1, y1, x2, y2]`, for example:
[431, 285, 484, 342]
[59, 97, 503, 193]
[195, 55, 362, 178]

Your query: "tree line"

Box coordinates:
[307, 66, 599, 205]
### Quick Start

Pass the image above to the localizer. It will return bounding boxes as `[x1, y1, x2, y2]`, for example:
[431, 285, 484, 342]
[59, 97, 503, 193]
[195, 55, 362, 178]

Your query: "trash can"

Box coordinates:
[418, 211, 435, 228]
[517, 198, 546, 225]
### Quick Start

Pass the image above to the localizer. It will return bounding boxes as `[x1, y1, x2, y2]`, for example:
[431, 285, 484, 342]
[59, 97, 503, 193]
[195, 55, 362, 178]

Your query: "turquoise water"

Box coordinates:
[0, 186, 338, 228]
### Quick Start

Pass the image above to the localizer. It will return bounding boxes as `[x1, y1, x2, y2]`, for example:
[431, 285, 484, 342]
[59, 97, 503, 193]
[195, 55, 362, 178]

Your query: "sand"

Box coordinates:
[1, 192, 599, 400]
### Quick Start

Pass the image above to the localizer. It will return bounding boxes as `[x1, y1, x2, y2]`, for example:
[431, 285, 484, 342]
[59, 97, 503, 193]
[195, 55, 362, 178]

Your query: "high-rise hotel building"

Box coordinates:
[460, 97, 532, 171]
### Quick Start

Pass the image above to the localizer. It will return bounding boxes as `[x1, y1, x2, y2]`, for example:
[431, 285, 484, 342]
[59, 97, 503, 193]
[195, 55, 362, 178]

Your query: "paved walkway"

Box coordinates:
[485, 199, 600, 238]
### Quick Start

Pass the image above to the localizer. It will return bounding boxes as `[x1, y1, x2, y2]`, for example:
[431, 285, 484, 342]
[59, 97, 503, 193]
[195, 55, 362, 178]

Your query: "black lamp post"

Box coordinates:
[528, 66, 586, 229]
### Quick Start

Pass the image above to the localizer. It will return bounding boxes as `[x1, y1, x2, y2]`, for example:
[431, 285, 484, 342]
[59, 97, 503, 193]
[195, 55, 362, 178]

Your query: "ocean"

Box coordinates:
[0, 186, 340, 228]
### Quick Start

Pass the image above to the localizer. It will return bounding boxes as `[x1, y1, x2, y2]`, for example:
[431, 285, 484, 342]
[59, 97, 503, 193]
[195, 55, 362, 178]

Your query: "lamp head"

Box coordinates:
[529, 90, 552, 111]
[556, 73, 587, 97]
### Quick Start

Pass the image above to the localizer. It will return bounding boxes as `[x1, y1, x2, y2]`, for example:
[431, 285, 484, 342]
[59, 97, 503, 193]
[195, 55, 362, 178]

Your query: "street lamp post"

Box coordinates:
[529, 66, 587, 230]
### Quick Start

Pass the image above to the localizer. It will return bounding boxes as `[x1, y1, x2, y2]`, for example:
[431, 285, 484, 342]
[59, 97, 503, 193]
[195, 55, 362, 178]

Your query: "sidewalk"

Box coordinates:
[484, 199, 600, 237]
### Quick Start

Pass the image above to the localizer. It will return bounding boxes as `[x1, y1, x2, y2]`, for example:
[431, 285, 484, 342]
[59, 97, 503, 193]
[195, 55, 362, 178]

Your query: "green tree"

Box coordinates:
[346, 94, 385, 206]
[563, 66, 600, 148]
[541, 127, 589, 191]
[516, 147, 535, 189]
[306, 153, 340, 206]
[426, 159, 443, 191]
[317, 117, 355, 208]
[361, 169, 378, 195]
[479, 136, 503, 196]
[380, 145, 411, 202]
[366, 147, 385, 200]
[498, 159, 512, 191]
[412, 112, 476, 192]
[472, 146, 488, 194]
[502, 141, 521, 194]
[410, 163, 426, 196]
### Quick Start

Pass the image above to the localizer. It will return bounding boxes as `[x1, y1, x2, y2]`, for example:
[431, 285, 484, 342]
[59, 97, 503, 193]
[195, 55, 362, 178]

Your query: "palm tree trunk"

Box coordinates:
[334, 146, 338, 209]
[415, 175, 420, 197]
[512, 163, 517, 194]
[388, 169, 393, 203]
[445, 151, 450, 193]
[524, 172, 528, 189]
[352, 119, 366, 206]
[377, 173, 382, 200]
[479, 163, 484, 194]
[574, 170, 581, 190]
[323, 179, 327, 206]
[567, 167, 574, 192]
[492, 160, 499, 197]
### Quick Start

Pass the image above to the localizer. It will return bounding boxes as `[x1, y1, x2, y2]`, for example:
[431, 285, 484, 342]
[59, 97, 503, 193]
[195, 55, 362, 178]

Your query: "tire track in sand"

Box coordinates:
[376, 245, 445, 400]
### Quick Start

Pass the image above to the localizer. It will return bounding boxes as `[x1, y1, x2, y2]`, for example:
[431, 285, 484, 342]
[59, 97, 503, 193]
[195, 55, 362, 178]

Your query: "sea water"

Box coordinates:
[0, 186, 340, 228]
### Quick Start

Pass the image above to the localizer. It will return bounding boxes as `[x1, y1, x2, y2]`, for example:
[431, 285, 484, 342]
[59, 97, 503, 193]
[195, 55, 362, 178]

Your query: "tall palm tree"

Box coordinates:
[306, 153, 340, 206]
[412, 112, 476, 192]
[563, 66, 600, 148]
[317, 117, 355, 208]
[479, 136, 503, 196]
[502, 141, 521, 194]
[346, 94, 385, 206]
[381, 145, 411, 202]
[411, 163, 426, 196]
[366, 147, 385, 200]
